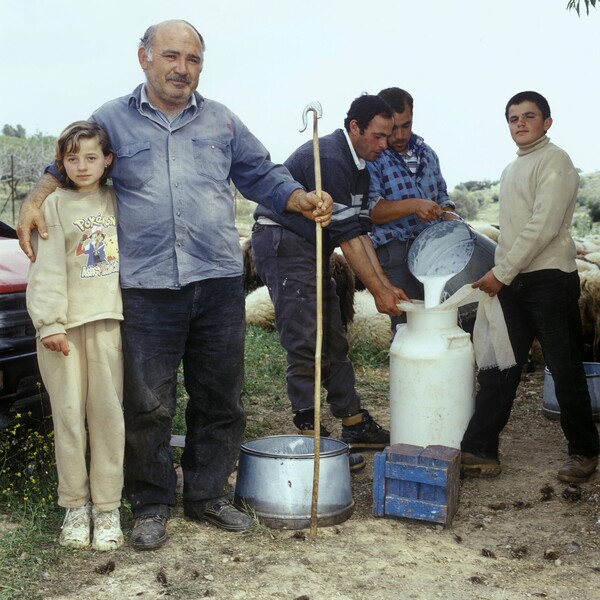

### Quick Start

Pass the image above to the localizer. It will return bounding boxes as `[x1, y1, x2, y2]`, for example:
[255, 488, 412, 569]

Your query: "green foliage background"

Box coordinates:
[2, 133, 600, 237]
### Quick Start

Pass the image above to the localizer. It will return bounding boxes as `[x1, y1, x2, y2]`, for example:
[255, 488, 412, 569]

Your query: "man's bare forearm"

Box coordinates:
[20, 173, 60, 212]
[370, 198, 418, 225]
[371, 198, 444, 225]
[18, 173, 60, 260]
[358, 235, 390, 285]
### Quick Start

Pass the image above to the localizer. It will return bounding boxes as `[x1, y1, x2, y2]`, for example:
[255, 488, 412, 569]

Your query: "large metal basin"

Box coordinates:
[234, 435, 354, 529]
[543, 362, 600, 422]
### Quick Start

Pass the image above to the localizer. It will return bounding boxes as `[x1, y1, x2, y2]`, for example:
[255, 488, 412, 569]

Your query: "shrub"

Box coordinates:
[0, 412, 57, 514]
[571, 212, 593, 236]
[588, 200, 600, 222]
[450, 190, 479, 221]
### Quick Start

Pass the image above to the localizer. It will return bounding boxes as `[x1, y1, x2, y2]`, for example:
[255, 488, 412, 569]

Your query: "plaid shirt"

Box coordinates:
[367, 133, 452, 248]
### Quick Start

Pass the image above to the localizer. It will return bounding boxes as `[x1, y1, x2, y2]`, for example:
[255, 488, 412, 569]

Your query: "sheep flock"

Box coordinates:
[242, 225, 600, 364]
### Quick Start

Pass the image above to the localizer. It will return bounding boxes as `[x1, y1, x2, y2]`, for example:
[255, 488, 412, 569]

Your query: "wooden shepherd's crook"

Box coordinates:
[300, 100, 323, 539]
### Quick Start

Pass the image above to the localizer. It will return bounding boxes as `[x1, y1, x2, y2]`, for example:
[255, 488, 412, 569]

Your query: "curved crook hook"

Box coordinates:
[300, 101, 323, 132]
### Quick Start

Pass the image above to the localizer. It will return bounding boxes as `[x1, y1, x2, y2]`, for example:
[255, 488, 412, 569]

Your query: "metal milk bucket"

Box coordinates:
[542, 362, 600, 422]
[408, 219, 497, 331]
[408, 219, 475, 282]
[234, 435, 354, 529]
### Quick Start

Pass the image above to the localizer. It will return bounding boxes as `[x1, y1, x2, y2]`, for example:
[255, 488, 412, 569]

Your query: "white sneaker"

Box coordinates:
[92, 506, 124, 551]
[59, 503, 91, 548]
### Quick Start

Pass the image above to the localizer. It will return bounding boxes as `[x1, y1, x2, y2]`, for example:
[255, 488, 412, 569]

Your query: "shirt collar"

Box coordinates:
[389, 132, 421, 158]
[342, 128, 366, 170]
[140, 85, 197, 122]
[516, 134, 550, 157]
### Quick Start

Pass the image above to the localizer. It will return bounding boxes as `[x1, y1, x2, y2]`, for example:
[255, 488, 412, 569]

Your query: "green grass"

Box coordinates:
[242, 325, 289, 439]
[0, 509, 63, 600]
[349, 338, 389, 370]
[242, 325, 287, 399]
[0, 414, 63, 600]
[234, 195, 257, 238]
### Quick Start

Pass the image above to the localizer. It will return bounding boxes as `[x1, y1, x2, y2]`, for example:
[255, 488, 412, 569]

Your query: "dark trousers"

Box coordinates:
[251, 224, 361, 418]
[375, 239, 424, 330]
[461, 269, 599, 459]
[121, 278, 246, 515]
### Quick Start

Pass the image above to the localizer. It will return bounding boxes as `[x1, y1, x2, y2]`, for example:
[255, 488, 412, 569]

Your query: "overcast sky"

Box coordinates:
[1, 0, 598, 188]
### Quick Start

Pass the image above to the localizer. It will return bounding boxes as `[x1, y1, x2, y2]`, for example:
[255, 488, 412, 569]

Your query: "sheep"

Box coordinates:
[346, 290, 391, 350]
[576, 234, 600, 256]
[245, 285, 275, 330]
[330, 250, 355, 329]
[574, 239, 588, 256]
[470, 222, 500, 243]
[578, 269, 600, 361]
[576, 257, 600, 273]
[240, 236, 263, 293]
[569, 236, 600, 361]
[246, 231, 600, 366]
[580, 251, 600, 269]
[245, 287, 392, 351]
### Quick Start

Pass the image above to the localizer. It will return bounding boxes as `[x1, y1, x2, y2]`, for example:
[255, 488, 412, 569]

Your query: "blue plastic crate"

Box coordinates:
[373, 444, 460, 526]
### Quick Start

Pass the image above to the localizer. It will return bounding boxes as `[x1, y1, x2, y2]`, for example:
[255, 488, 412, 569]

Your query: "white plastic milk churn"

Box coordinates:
[389, 219, 479, 448]
[389, 301, 475, 448]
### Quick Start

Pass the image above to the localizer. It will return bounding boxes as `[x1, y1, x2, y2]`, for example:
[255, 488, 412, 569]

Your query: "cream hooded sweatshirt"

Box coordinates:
[27, 186, 122, 340]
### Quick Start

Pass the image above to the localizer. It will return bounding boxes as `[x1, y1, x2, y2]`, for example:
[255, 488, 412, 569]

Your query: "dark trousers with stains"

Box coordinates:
[121, 279, 246, 516]
[461, 269, 599, 460]
[251, 224, 361, 418]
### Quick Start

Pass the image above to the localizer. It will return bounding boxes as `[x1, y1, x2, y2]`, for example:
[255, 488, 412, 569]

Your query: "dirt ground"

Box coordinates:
[19, 368, 600, 600]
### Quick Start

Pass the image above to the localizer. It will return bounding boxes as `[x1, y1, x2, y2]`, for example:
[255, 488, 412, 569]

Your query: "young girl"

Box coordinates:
[27, 121, 124, 551]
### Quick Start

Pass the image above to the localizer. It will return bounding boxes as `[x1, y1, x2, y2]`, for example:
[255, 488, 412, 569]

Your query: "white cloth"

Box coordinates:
[436, 284, 516, 371]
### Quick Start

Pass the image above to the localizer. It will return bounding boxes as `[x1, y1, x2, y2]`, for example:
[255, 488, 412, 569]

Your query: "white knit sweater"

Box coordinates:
[492, 135, 578, 285]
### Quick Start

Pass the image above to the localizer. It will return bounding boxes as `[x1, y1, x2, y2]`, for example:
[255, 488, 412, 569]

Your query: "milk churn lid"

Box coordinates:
[408, 220, 475, 278]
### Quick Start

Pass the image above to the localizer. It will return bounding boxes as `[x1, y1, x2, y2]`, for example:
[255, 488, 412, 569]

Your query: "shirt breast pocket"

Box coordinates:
[115, 141, 153, 189]
[192, 139, 231, 182]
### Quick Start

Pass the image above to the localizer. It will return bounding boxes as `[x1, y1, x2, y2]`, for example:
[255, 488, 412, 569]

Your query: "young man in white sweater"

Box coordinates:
[460, 91, 599, 483]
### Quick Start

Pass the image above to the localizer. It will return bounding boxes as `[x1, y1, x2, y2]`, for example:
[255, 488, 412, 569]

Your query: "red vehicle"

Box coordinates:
[0, 222, 49, 427]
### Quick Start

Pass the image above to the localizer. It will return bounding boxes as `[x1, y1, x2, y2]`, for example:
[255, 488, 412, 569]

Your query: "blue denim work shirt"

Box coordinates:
[56, 85, 302, 289]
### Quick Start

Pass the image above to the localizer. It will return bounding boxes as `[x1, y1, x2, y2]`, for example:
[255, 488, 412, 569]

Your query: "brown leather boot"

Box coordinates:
[557, 455, 598, 483]
[460, 452, 502, 478]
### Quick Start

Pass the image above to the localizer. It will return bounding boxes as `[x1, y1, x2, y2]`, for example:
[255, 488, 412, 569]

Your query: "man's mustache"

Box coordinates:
[166, 74, 192, 84]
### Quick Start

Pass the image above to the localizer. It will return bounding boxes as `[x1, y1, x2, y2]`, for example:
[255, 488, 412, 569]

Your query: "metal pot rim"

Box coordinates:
[240, 434, 349, 459]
